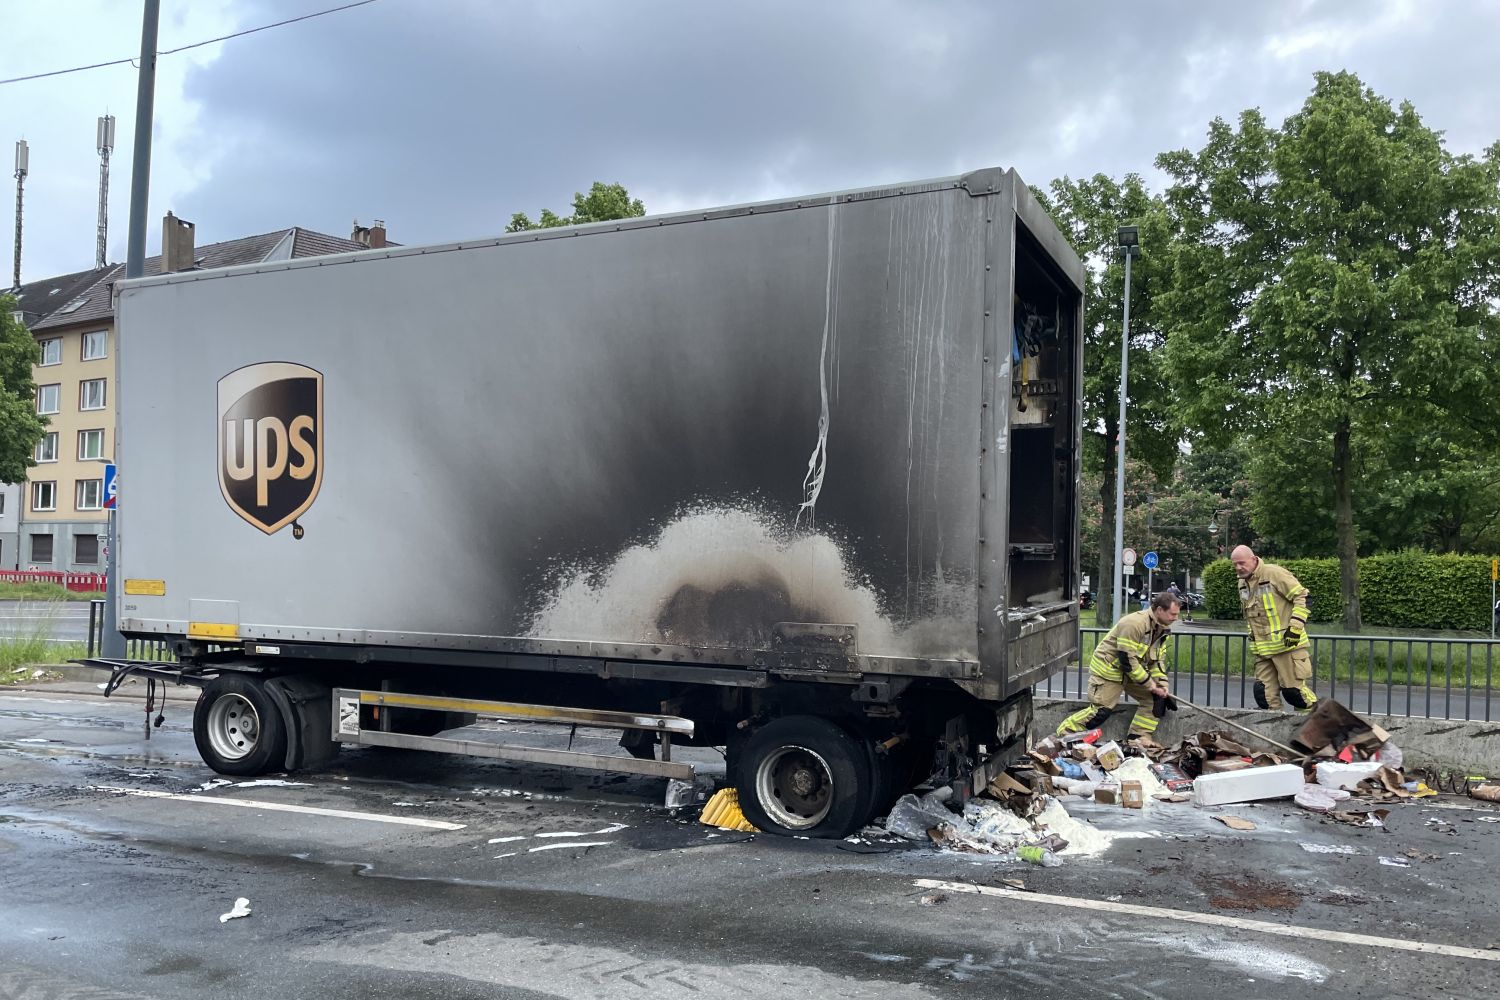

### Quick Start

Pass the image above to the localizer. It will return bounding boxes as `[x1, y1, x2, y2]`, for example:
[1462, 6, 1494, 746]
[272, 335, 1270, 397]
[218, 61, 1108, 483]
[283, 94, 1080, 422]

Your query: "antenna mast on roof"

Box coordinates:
[11, 139, 27, 290]
[96, 115, 115, 269]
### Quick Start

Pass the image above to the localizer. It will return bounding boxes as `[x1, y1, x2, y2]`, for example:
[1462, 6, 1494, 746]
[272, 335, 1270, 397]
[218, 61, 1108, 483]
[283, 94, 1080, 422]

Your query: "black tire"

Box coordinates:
[194, 674, 288, 776]
[844, 723, 902, 822]
[734, 716, 873, 839]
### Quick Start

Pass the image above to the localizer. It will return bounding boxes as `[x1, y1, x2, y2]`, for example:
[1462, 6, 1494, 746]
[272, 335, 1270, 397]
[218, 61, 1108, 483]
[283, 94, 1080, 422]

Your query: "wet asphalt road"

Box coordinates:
[2, 682, 1500, 999]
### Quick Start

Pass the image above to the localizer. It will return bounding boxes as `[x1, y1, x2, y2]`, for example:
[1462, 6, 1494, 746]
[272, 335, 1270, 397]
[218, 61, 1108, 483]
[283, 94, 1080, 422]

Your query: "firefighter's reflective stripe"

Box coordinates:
[1057, 677, 1160, 737]
[1239, 561, 1311, 655]
[1089, 610, 1170, 684]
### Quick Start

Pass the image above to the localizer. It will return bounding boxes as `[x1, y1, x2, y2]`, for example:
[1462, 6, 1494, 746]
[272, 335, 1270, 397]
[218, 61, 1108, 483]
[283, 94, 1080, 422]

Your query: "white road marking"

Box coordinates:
[90, 785, 466, 830]
[527, 840, 613, 853]
[914, 879, 1500, 963]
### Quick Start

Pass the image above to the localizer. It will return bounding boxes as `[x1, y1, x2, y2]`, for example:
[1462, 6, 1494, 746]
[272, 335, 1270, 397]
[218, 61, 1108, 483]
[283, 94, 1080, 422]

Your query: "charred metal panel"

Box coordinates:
[118, 178, 995, 673]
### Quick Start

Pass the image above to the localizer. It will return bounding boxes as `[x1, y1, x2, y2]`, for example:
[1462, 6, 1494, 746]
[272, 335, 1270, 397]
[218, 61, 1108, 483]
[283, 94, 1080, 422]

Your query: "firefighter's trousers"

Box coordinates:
[1253, 647, 1318, 712]
[1056, 677, 1160, 738]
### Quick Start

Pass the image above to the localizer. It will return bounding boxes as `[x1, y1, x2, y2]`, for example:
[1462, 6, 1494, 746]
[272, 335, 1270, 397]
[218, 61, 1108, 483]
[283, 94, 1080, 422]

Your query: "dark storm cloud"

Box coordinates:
[168, 0, 1498, 247]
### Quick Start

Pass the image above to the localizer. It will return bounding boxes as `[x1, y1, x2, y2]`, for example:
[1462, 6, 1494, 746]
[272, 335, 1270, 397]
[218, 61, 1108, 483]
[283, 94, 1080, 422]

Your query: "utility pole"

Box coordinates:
[1111, 225, 1141, 623]
[103, 0, 159, 660]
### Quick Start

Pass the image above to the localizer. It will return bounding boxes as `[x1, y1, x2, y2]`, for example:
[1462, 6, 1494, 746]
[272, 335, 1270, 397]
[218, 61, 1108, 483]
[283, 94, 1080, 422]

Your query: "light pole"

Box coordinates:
[1111, 225, 1141, 623]
[103, 0, 159, 660]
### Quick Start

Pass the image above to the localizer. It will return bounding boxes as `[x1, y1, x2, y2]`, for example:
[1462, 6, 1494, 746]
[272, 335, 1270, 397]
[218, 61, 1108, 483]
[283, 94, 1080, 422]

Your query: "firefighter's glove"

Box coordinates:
[1152, 692, 1179, 719]
[1285, 627, 1305, 648]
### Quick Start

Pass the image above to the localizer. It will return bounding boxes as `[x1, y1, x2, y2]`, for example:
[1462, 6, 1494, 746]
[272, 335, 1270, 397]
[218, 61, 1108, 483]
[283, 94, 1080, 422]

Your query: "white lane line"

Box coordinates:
[527, 841, 613, 853]
[91, 786, 466, 830]
[914, 879, 1500, 963]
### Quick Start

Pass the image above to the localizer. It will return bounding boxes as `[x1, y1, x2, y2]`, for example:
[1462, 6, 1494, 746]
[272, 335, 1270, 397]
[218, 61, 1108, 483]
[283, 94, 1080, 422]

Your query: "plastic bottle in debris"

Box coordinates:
[1017, 845, 1063, 867]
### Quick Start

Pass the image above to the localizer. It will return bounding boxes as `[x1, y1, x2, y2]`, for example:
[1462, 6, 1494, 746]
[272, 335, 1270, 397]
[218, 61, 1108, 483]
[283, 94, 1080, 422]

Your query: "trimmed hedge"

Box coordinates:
[1202, 552, 1496, 632]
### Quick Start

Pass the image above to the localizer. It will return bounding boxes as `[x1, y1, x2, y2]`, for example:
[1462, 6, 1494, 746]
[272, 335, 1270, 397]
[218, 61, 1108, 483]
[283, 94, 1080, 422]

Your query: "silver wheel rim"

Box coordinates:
[754, 744, 834, 830]
[206, 693, 261, 761]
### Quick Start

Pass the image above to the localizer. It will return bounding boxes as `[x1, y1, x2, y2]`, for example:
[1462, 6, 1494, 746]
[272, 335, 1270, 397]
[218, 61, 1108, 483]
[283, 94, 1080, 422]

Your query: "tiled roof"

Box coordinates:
[28, 265, 124, 330]
[5, 266, 116, 328]
[28, 226, 374, 331]
[290, 229, 371, 257]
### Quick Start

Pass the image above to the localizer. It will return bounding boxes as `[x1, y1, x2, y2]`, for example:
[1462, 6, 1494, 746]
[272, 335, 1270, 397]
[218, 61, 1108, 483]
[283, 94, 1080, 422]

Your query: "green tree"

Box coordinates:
[506, 181, 646, 233]
[1247, 415, 1500, 556]
[0, 296, 45, 484]
[1158, 71, 1500, 629]
[1038, 175, 1182, 622]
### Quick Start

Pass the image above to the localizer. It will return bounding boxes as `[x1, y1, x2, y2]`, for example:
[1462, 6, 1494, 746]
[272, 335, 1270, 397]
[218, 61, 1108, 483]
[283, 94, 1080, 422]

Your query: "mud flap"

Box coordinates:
[264, 675, 338, 771]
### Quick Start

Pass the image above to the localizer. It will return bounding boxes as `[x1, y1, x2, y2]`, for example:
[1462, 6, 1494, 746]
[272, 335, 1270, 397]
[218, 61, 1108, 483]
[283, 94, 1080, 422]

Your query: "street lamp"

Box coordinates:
[1111, 225, 1142, 623]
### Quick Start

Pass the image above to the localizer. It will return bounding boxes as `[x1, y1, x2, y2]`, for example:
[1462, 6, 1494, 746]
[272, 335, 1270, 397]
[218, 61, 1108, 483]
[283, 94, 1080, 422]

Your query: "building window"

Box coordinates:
[78, 429, 105, 461]
[31, 481, 56, 512]
[79, 378, 107, 411]
[76, 479, 103, 511]
[30, 534, 54, 564]
[35, 431, 58, 463]
[81, 330, 108, 361]
[74, 534, 100, 565]
[37, 383, 60, 414]
[0, 493, 5, 514]
[38, 338, 61, 366]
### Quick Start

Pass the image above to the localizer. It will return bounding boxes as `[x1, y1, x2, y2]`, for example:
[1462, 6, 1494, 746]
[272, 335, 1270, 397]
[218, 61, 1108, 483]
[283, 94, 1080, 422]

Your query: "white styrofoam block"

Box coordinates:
[1315, 761, 1384, 790]
[1192, 764, 1306, 806]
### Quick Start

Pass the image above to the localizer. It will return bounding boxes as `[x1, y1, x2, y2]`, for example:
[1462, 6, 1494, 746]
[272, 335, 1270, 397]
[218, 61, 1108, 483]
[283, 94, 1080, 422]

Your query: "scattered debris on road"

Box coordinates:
[219, 897, 252, 923]
[861, 698, 1496, 867]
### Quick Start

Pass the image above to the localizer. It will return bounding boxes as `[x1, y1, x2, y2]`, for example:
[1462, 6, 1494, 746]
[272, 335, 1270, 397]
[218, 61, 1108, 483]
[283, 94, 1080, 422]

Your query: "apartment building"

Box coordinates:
[7, 214, 384, 571]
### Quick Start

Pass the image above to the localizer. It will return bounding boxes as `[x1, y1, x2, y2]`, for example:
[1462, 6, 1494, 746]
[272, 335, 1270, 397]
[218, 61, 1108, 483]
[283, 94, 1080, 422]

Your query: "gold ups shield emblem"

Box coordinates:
[218, 362, 323, 535]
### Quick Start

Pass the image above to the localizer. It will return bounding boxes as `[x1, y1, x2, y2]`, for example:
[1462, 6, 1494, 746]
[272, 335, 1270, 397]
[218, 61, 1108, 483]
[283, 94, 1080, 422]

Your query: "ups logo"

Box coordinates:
[218, 362, 323, 537]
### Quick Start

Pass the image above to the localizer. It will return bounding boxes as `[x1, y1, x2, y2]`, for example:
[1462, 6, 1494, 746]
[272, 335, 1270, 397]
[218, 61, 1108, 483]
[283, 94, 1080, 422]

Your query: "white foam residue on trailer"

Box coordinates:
[796, 205, 839, 530]
[891, 196, 963, 619]
[526, 506, 975, 660]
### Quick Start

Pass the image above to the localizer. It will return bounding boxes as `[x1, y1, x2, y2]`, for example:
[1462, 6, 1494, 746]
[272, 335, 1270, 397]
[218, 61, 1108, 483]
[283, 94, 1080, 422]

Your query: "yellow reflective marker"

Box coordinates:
[188, 622, 240, 639]
[124, 579, 166, 596]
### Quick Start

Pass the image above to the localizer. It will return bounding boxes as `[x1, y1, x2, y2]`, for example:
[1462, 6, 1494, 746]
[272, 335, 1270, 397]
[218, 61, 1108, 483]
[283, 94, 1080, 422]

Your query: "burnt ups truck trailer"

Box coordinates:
[94, 167, 1084, 838]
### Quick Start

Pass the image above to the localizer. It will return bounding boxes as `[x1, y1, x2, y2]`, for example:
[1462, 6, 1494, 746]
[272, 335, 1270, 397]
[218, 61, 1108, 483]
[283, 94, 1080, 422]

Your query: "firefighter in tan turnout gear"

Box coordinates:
[1057, 593, 1180, 740]
[1231, 544, 1319, 712]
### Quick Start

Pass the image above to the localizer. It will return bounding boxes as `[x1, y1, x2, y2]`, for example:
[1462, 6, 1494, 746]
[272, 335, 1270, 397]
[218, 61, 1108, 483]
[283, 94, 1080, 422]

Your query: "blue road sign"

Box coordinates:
[103, 463, 117, 510]
[1142, 550, 1159, 570]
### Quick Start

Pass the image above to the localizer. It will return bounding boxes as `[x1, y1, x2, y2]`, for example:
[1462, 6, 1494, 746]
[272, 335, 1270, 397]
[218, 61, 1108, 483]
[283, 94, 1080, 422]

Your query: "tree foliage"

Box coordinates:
[0, 295, 45, 484]
[1158, 71, 1500, 628]
[506, 181, 646, 233]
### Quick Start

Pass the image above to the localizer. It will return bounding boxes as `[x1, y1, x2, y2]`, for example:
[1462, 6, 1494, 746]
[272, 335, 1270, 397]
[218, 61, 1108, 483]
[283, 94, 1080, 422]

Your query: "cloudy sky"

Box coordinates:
[5, 0, 1499, 282]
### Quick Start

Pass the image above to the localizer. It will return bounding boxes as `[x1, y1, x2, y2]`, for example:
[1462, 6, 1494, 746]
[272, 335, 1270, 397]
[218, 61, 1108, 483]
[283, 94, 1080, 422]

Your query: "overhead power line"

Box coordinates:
[0, 0, 381, 87]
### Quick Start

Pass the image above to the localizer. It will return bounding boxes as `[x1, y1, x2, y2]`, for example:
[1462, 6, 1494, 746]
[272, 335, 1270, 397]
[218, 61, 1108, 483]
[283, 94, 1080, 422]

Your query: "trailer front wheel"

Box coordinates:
[194, 675, 287, 776]
[735, 717, 872, 839]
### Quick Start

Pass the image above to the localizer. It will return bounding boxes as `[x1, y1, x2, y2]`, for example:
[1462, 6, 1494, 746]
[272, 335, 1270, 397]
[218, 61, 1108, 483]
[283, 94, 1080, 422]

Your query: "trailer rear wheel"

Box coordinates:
[194, 675, 288, 776]
[735, 717, 871, 839]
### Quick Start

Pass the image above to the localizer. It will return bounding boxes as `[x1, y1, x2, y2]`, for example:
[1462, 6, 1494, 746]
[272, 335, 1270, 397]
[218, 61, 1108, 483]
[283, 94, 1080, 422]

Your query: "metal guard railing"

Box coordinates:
[1041, 627, 1500, 722]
